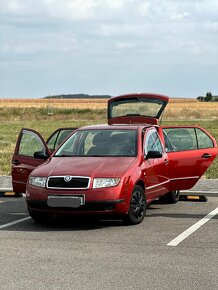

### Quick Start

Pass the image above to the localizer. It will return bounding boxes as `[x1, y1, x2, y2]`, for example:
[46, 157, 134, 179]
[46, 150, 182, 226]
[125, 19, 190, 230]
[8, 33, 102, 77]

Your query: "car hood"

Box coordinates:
[32, 156, 136, 178]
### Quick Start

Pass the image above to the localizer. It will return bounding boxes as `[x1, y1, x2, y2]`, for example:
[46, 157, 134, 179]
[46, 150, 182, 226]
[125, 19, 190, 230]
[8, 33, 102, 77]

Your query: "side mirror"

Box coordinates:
[145, 150, 163, 159]
[34, 151, 49, 160]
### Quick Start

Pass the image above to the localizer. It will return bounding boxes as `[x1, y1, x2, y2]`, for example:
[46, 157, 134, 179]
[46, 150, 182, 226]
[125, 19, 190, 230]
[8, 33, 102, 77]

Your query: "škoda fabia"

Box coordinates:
[12, 94, 218, 224]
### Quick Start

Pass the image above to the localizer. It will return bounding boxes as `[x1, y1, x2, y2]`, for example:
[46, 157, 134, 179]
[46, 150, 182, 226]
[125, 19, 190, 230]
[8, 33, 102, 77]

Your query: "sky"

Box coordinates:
[0, 0, 218, 99]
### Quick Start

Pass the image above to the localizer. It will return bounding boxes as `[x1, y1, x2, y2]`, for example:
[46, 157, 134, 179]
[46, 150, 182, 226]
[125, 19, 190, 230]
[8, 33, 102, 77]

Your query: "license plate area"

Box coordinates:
[47, 195, 85, 208]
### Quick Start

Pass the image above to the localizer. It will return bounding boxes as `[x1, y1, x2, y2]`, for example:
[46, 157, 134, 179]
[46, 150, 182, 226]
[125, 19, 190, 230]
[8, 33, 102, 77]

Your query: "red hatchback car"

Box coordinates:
[12, 94, 218, 224]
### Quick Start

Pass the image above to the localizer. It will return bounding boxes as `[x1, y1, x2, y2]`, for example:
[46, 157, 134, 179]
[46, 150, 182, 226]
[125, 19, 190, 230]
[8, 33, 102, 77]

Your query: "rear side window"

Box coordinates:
[163, 128, 214, 152]
[196, 128, 214, 149]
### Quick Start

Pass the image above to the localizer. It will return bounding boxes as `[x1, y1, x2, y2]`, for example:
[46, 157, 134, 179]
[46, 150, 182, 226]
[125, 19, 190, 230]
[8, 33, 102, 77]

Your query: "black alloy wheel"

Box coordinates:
[124, 185, 146, 225]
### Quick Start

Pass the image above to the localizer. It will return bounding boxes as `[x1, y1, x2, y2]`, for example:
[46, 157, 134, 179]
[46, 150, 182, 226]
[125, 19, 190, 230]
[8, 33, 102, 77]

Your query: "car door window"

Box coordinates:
[144, 130, 163, 156]
[18, 130, 46, 157]
[47, 129, 76, 151]
[163, 127, 215, 151]
[195, 128, 214, 148]
[163, 132, 176, 152]
[163, 128, 198, 151]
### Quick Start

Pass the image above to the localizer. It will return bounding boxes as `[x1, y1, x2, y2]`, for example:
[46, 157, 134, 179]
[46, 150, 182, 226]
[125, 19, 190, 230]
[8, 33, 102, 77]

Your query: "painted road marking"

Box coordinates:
[0, 217, 31, 230]
[167, 206, 218, 247]
[0, 201, 5, 203]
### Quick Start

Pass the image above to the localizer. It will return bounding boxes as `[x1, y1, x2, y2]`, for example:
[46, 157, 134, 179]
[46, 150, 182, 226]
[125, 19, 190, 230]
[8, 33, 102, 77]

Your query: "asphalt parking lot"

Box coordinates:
[0, 196, 218, 290]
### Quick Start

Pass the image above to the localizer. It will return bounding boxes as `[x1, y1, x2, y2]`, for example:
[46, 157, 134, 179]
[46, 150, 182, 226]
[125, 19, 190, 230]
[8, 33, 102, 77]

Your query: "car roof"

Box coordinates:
[77, 124, 154, 131]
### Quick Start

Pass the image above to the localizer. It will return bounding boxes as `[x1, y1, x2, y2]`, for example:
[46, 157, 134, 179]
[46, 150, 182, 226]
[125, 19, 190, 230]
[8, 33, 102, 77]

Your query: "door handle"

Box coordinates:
[201, 153, 212, 159]
[12, 160, 20, 165]
[164, 159, 169, 165]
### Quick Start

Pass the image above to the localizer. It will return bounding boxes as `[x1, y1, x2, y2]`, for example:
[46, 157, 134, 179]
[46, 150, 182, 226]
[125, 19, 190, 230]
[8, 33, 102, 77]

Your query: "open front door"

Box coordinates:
[163, 126, 218, 190]
[12, 129, 50, 194]
[12, 128, 76, 193]
[143, 127, 170, 201]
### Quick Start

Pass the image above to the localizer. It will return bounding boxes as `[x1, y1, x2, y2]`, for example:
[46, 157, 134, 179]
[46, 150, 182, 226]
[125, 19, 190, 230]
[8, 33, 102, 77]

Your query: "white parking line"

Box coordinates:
[0, 217, 31, 230]
[167, 206, 218, 246]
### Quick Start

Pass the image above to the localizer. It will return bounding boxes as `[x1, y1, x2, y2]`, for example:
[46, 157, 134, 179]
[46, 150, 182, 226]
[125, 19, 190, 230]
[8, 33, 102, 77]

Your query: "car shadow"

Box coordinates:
[5, 208, 164, 231]
[5, 215, 128, 232]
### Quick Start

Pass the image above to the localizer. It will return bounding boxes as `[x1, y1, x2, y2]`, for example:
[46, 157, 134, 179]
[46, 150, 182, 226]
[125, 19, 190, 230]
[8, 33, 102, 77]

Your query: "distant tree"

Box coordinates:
[197, 96, 205, 101]
[44, 94, 111, 99]
[205, 92, 212, 102]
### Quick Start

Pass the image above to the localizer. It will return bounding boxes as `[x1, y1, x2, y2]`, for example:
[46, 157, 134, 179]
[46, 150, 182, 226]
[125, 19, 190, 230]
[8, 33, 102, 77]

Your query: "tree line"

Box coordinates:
[44, 94, 111, 99]
[197, 92, 218, 102]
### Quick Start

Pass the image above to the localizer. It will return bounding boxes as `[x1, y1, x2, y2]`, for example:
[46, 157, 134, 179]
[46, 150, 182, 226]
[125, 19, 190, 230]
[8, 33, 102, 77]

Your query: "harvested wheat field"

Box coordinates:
[0, 97, 217, 120]
[0, 98, 108, 110]
[0, 97, 217, 177]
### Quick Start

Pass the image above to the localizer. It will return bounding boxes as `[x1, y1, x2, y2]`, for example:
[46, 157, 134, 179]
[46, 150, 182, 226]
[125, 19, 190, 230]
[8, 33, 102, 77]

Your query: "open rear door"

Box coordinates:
[163, 126, 218, 190]
[12, 129, 50, 194]
[108, 93, 169, 125]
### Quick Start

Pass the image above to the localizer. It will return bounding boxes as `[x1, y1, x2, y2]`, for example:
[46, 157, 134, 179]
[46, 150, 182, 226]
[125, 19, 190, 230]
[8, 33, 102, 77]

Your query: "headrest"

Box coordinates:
[92, 134, 104, 146]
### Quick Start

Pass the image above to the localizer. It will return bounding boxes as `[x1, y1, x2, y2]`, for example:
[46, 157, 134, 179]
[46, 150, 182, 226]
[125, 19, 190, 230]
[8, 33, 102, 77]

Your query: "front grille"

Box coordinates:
[47, 176, 90, 189]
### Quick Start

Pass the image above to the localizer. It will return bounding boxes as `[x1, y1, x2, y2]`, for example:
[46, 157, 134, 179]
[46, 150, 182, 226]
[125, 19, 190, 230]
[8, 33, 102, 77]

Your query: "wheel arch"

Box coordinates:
[135, 179, 145, 192]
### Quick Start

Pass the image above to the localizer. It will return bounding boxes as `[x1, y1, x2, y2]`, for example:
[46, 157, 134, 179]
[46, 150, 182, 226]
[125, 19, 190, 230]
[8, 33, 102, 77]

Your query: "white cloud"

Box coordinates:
[0, 0, 217, 21]
[1, 0, 218, 98]
[0, 0, 132, 20]
[0, 29, 78, 58]
[96, 23, 145, 37]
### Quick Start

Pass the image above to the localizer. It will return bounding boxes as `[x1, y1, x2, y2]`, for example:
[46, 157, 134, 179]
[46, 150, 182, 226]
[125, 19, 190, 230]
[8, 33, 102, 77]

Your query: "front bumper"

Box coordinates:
[26, 183, 130, 216]
[27, 199, 125, 215]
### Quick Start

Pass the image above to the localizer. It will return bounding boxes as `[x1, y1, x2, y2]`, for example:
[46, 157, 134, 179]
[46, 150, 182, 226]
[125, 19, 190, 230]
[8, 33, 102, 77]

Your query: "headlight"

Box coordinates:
[93, 178, 120, 189]
[29, 177, 47, 188]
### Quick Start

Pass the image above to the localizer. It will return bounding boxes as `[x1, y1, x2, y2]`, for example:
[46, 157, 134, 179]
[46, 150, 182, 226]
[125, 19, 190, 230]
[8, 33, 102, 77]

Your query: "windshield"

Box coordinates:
[55, 129, 137, 157]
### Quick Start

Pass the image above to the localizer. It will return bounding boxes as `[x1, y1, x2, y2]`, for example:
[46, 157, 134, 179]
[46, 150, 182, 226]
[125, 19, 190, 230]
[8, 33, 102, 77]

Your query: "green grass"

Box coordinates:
[0, 108, 106, 175]
[0, 108, 217, 178]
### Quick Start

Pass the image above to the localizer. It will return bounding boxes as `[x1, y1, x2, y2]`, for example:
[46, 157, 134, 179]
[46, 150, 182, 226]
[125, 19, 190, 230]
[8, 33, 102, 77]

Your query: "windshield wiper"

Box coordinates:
[86, 155, 105, 157]
[54, 154, 73, 157]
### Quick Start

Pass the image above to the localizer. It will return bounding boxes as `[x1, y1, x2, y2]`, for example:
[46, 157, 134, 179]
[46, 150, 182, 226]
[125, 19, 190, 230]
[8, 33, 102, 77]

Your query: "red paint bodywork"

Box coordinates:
[11, 93, 218, 219]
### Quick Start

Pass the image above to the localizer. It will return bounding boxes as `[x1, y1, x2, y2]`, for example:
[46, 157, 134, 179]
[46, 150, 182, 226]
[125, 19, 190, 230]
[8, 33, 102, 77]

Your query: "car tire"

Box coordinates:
[164, 190, 180, 203]
[124, 185, 146, 225]
[14, 192, 23, 197]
